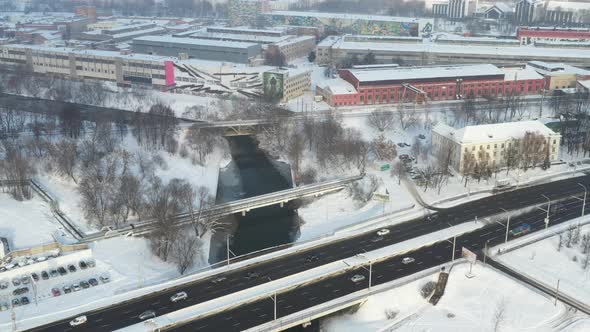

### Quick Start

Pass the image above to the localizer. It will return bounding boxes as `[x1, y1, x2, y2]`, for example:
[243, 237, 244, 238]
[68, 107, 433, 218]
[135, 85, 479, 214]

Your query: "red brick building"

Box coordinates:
[518, 26, 590, 45]
[316, 64, 544, 107]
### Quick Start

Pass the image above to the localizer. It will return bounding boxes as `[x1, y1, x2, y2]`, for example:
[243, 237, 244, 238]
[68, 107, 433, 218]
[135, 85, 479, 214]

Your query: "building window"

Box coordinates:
[501, 143, 504, 148]
[487, 145, 490, 149]
[472, 146, 475, 151]
[494, 144, 497, 148]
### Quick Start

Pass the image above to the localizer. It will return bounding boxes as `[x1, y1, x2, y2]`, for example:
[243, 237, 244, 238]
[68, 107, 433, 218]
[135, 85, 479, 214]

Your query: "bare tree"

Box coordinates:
[367, 109, 394, 132]
[49, 139, 79, 183]
[370, 134, 397, 161]
[0, 143, 35, 200]
[462, 150, 476, 187]
[286, 132, 305, 182]
[170, 232, 202, 275]
[492, 298, 507, 332]
[60, 104, 83, 139]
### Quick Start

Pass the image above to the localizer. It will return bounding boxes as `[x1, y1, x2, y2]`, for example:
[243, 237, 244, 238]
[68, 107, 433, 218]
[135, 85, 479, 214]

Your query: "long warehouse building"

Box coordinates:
[132, 36, 261, 64]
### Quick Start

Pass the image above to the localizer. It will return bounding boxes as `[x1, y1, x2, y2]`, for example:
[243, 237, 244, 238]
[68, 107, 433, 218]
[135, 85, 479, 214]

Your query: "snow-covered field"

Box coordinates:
[322, 263, 589, 332]
[0, 192, 62, 249]
[499, 224, 590, 306]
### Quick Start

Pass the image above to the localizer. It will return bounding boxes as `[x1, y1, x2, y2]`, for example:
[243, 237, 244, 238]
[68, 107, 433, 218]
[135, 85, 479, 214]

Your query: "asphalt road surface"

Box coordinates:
[172, 194, 587, 331]
[31, 174, 590, 332]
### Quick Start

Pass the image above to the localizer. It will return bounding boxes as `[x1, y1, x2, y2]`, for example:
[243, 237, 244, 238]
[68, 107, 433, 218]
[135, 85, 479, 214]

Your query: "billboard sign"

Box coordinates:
[462, 247, 477, 264]
[263, 71, 284, 101]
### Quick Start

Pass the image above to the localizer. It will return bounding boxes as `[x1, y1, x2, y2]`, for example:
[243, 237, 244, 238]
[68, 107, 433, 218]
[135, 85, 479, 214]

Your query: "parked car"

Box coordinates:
[404, 143, 411, 147]
[99, 275, 110, 283]
[88, 278, 98, 287]
[35, 256, 47, 262]
[50, 269, 59, 278]
[170, 291, 188, 303]
[418, 134, 426, 139]
[12, 287, 28, 296]
[31, 273, 39, 282]
[245, 271, 259, 280]
[399, 154, 409, 160]
[11, 278, 20, 286]
[80, 281, 90, 289]
[20, 275, 31, 284]
[72, 283, 81, 292]
[79, 261, 88, 270]
[211, 276, 227, 284]
[11, 298, 20, 307]
[0, 280, 8, 289]
[52, 288, 61, 297]
[0, 302, 9, 311]
[86, 259, 96, 268]
[41, 271, 49, 280]
[402, 257, 415, 264]
[69, 316, 87, 327]
[68, 264, 77, 273]
[350, 275, 366, 283]
[397, 142, 405, 147]
[57, 267, 68, 276]
[63, 285, 72, 294]
[377, 229, 390, 236]
[139, 310, 156, 320]
[20, 297, 29, 305]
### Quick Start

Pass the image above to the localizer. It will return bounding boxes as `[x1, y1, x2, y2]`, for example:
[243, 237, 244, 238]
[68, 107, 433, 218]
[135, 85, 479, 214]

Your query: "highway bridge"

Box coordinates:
[29, 173, 590, 332]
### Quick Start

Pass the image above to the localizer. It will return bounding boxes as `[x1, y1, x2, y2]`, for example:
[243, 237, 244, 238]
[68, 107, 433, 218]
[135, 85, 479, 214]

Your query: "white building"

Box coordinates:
[432, 121, 561, 174]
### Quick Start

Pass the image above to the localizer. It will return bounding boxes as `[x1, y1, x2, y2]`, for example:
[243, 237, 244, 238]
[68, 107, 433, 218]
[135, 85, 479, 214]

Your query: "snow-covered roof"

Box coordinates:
[269, 10, 422, 23]
[4, 44, 170, 62]
[348, 64, 504, 84]
[578, 80, 590, 90]
[491, 3, 513, 13]
[133, 35, 259, 49]
[527, 61, 590, 76]
[546, 1, 590, 11]
[317, 78, 357, 95]
[273, 35, 315, 47]
[433, 121, 559, 145]
[190, 32, 290, 44]
[501, 67, 543, 81]
[330, 37, 590, 60]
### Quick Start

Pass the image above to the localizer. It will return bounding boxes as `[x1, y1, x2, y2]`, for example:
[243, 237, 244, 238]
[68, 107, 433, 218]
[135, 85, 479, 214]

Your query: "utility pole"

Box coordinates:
[483, 240, 489, 266]
[500, 208, 511, 243]
[555, 279, 560, 306]
[369, 261, 372, 290]
[267, 277, 277, 320]
[542, 194, 551, 229]
[579, 183, 587, 217]
[452, 236, 457, 262]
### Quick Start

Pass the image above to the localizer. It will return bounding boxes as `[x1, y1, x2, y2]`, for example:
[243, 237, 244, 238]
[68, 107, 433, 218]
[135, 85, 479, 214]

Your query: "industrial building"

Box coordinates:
[266, 11, 434, 37]
[266, 35, 315, 63]
[432, 121, 561, 174]
[0, 44, 174, 89]
[316, 64, 544, 106]
[315, 35, 590, 67]
[517, 27, 590, 45]
[263, 67, 311, 102]
[132, 36, 261, 64]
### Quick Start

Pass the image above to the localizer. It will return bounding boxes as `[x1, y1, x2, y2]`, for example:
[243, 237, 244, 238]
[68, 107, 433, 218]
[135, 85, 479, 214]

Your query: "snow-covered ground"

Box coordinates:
[0, 192, 62, 249]
[322, 263, 589, 332]
[499, 224, 590, 307]
[0, 234, 211, 330]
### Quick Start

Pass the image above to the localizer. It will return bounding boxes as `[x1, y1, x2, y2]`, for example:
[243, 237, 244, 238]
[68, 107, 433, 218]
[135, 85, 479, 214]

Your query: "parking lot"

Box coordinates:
[0, 256, 110, 312]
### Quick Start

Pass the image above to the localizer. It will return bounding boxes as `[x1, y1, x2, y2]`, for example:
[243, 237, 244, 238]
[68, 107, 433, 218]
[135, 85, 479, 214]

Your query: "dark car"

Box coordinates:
[397, 143, 405, 147]
[79, 261, 88, 270]
[63, 285, 72, 294]
[245, 271, 259, 280]
[86, 259, 96, 268]
[305, 255, 319, 264]
[418, 134, 426, 139]
[68, 264, 76, 273]
[31, 273, 39, 282]
[80, 281, 90, 289]
[50, 269, 59, 278]
[12, 287, 28, 296]
[57, 267, 68, 276]
[88, 278, 98, 287]
[11, 298, 20, 307]
[20, 297, 29, 305]
[41, 271, 49, 280]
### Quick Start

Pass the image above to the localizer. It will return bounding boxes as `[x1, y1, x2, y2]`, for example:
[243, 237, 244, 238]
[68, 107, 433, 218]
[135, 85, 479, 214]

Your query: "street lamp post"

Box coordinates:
[357, 254, 373, 290]
[500, 208, 512, 244]
[267, 277, 277, 320]
[542, 194, 551, 229]
[579, 183, 587, 217]
[226, 234, 235, 266]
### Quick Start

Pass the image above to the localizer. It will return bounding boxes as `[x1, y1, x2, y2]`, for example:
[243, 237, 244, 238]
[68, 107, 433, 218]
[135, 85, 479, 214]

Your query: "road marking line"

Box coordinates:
[332, 289, 341, 293]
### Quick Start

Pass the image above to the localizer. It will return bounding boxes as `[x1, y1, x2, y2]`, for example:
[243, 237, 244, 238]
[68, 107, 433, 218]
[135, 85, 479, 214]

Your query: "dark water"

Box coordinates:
[209, 136, 301, 263]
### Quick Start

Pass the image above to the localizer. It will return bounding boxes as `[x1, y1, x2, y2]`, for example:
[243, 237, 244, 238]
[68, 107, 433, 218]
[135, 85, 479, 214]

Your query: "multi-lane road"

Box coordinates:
[173, 192, 588, 331]
[32, 173, 590, 332]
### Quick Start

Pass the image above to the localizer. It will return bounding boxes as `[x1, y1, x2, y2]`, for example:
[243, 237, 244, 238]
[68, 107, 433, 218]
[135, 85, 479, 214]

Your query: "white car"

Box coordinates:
[377, 229, 390, 236]
[402, 257, 415, 264]
[72, 283, 81, 292]
[170, 291, 188, 303]
[69, 315, 87, 327]
[350, 274, 366, 283]
[139, 310, 156, 320]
